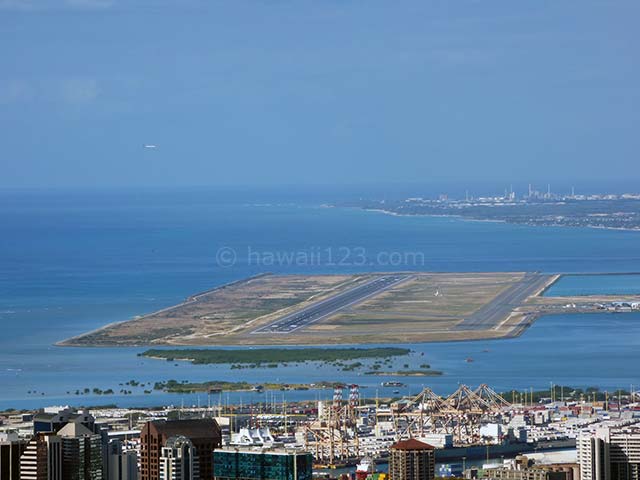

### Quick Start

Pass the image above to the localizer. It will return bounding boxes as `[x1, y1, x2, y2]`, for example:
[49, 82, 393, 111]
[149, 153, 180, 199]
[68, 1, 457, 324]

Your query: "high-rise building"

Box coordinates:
[57, 422, 104, 480]
[140, 419, 222, 480]
[22, 407, 107, 480]
[1, 432, 27, 480]
[19, 433, 63, 480]
[159, 436, 199, 480]
[578, 427, 640, 480]
[213, 448, 313, 480]
[388, 439, 435, 480]
[107, 440, 138, 480]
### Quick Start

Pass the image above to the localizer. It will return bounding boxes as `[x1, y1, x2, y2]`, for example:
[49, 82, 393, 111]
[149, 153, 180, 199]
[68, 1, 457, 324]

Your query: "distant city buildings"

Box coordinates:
[357, 184, 640, 230]
[388, 439, 435, 480]
[3, 394, 640, 480]
[401, 185, 640, 205]
[578, 427, 640, 480]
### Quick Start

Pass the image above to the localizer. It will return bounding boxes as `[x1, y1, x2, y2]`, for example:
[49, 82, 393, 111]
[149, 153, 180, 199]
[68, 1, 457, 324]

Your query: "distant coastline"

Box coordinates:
[351, 206, 640, 232]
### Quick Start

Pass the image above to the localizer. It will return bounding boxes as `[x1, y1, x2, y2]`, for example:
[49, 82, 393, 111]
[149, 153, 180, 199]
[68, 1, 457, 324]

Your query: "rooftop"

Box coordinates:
[146, 419, 221, 440]
[216, 447, 308, 456]
[391, 439, 435, 451]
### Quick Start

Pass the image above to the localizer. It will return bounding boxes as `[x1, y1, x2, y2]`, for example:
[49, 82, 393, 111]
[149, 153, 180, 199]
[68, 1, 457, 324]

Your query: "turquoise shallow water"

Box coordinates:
[1, 189, 639, 409]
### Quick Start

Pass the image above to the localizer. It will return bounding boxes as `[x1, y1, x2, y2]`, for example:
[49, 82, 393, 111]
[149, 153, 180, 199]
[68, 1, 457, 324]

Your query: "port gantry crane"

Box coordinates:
[304, 384, 361, 467]
[303, 383, 511, 465]
[391, 384, 511, 445]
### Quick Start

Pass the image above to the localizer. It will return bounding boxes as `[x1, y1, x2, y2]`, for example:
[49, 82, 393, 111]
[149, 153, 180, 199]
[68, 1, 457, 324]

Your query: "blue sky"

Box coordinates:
[1, 0, 638, 188]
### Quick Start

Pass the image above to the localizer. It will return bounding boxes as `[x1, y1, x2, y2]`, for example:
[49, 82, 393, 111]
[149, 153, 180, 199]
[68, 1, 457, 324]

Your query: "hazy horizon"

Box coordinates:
[2, 179, 639, 206]
[2, 0, 639, 189]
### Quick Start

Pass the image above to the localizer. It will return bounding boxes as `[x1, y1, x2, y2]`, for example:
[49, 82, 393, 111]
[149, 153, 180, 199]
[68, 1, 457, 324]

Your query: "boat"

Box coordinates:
[382, 381, 405, 387]
[356, 457, 375, 480]
[465, 357, 474, 363]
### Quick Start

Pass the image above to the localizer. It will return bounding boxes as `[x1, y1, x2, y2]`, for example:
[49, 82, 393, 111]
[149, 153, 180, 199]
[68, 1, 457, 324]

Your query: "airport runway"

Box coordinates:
[252, 274, 412, 334]
[455, 272, 553, 330]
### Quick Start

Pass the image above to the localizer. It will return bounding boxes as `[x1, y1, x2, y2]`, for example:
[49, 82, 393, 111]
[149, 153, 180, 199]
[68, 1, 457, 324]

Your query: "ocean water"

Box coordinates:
[545, 274, 640, 296]
[1, 188, 639, 409]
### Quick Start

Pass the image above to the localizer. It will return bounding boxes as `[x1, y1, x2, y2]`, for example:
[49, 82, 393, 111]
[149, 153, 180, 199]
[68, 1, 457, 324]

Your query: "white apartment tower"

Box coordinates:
[159, 436, 199, 480]
[578, 428, 640, 480]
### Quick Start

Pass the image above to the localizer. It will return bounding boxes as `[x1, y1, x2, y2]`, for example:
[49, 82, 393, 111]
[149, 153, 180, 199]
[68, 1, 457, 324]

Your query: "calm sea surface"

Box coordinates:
[545, 274, 640, 296]
[1, 189, 639, 409]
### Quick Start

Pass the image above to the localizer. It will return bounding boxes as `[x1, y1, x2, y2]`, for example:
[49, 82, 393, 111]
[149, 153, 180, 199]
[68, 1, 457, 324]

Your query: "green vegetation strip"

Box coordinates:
[140, 347, 411, 365]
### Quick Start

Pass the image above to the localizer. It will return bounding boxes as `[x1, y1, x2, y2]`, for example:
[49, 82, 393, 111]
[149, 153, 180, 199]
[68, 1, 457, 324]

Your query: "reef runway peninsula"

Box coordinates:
[59, 272, 640, 347]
